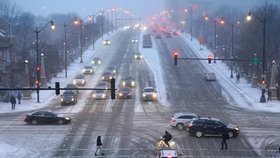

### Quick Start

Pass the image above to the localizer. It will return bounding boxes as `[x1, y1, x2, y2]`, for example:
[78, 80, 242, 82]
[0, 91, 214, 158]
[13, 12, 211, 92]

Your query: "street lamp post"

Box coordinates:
[247, 11, 267, 103]
[220, 17, 235, 78]
[35, 21, 55, 103]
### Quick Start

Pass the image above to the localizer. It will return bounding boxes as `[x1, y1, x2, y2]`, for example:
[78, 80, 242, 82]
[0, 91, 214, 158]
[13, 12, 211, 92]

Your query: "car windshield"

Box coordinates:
[63, 91, 74, 96]
[75, 75, 84, 79]
[95, 90, 105, 93]
[85, 66, 92, 69]
[144, 88, 155, 92]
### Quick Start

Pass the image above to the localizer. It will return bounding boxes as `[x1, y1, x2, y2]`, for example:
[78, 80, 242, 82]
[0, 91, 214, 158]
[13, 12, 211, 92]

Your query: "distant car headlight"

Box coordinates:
[102, 94, 106, 98]
[82, 80, 85, 84]
[83, 69, 86, 73]
[134, 55, 137, 59]
[102, 77, 105, 80]
[60, 98, 64, 102]
[140, 55, 143, 58]
[119, 93, 123, 96]
[108, 41, 111, 44]
[92, 61, 95, 64]
[143, 94, 146, 97]
[122, 82, 125, 86]
[109, 76, 112, 79]
[103, 41, 106, 44]
[113, 70, 116, 73]
[93, 94, 96, 98]
[98, 61, 101, 64]
[234, 127, 240, 131]
[131, 81, 135, 86]
[152, 93, 157, 98]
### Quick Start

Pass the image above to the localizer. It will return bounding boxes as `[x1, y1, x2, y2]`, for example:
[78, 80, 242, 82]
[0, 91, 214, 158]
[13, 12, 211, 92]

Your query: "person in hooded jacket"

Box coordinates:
[10, 95, 16, 110]
[95, 136, 104, 156]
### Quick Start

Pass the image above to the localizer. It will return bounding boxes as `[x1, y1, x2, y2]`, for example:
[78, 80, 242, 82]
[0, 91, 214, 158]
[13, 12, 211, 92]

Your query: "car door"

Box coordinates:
[33, 111, 45, 124]
[214, 121, 227, 135]
[204, 120, 216, 135]
[45, 112, 56, 124]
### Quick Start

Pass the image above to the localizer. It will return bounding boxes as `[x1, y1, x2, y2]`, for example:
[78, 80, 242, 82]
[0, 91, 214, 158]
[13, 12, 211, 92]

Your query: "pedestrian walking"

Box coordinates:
[267, 88, 272, 101]
[17, 91, 22, 104]
[236, 73, 240, 83]
[10, 95, 16, 110]
[221, 129, 229, 150]
[95, 136, 104, 156]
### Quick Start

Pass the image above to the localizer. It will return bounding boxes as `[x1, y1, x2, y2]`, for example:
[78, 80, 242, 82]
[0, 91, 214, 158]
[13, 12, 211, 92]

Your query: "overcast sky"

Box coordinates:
[10, 0, 164, 21]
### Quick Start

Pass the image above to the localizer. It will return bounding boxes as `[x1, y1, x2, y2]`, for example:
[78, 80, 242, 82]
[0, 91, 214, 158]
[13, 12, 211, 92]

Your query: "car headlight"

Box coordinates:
[71, 98, 74, 101]
[143, 94, 146, 97]
[119, 93, 123, 96]
[153, 93, 157, 98]
[60, 98, 64, 102]
[65, 117, 70, 120]
[110, 76, 112, 79]
[103, 41, 106, 44]
[122, 82, 125, 86]
[113, 70, 116, 73]
[93, 94, 96, 98]
[108, 41, 111, 44]
[102, 77, 105, 80]
[234, 127, 240, 131]
[140, 55, 143, 58]
[102, 94, 105, 98]
[92, 61, 95, 64]
[135, 55, 137, 59]
[98, 61, 101, 64]
[73, 80, 76, 84]
[82, 80, 85, 84]
[131, 81, 135, 86]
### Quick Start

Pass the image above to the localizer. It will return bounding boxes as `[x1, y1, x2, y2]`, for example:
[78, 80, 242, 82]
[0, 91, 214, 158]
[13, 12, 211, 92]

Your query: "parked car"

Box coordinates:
[73, 74, 86, 86]
[187, 117, 240, 138]
[65, 83, 79, 95]
[92, 89, 108, 100]
[24, 110, 71, 125]
[122, 76, 135, 87]
[134, 53, 143, 59]
[60, 91, 77, 105]
[103, 39, 111, 45]
[101, 71, 114, 82]
[170, 113, 198, 130]
[82, 66, 94, 74]
[204, 72, 216, 81]
[92, 57, 102, 66]
[117, 87, 132, 99]
[142, 86, 157, 101]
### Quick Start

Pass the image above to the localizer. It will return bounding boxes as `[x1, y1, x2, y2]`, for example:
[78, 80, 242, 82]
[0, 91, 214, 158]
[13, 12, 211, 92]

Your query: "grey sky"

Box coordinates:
[10, 0, 164, 21]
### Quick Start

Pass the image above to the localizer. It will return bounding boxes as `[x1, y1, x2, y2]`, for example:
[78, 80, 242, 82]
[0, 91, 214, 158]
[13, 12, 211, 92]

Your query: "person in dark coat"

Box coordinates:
[10, 95, 16, 110]
[163, 131, 172, 147]
[236, 73, 240, 83]
[95, 136, 104, 156]
[17, 91, 22, 104]
[221, 129, 229, 150]
[267, 88, 272, 101]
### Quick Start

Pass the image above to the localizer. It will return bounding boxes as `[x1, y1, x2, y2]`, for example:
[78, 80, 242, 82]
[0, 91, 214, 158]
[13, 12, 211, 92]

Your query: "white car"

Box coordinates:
[204, 72, 216, 81]
[142, 86, 157, 101]
[170, 113, 198, 130]
[134, 53, 143, 59]
[82, 66, 94, 74]
[92, 89, 107, 100]
[73, 75, 86, 86]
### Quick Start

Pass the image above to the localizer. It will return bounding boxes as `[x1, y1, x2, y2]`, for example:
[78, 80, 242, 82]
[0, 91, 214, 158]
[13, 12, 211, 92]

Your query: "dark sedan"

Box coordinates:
[101, 71, 114, 82]
[117, 87, 133, 99]
[60, 91, 77, 105]
[24, 111, 71, 125]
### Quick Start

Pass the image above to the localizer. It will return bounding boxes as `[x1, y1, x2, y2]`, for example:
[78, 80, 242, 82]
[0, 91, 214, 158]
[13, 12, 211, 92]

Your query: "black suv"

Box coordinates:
[187, 117, 240, 138]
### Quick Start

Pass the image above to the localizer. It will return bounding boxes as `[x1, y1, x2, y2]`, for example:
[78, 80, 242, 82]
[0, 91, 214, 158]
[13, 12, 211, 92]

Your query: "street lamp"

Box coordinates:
[35, 20, 55, 103]
[64, 18, 79, 77]
[220, 17, 235, 78]
[74, 15, 93, 63]
[246, 11, 267, 103]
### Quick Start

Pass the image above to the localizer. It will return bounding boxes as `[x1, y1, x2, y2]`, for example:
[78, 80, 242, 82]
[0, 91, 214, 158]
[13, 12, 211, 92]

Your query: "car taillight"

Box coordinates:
[188, 123, 193, 128]
[171, 117, 176, 122]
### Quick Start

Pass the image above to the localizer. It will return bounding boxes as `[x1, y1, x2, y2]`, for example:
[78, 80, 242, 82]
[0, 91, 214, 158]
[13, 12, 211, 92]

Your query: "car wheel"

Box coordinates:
[176, 123, 185, 130]
[31, 120, 37, 125]
[196, 131, 203, 138]
[58, 120, 64, 125]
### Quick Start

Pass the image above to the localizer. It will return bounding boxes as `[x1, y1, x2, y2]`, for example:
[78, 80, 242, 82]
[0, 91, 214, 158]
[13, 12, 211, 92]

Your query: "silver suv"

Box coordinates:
[170, 113, 198, 130]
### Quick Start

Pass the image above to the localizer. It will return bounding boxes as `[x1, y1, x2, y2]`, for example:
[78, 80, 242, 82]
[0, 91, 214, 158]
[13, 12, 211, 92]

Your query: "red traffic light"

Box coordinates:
[208, 55, 212, 64]
[36, 67, 40, 71]
[261, 78, 266, 85]
[173, 51, 178, 65]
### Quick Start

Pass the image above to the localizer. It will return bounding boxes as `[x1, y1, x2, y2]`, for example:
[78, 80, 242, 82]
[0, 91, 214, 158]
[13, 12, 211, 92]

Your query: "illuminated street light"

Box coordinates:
[35, 20, 55, 103]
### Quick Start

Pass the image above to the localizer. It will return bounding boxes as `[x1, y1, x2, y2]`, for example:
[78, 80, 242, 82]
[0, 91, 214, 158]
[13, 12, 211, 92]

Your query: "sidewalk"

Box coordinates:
[181, 34, 280, 113]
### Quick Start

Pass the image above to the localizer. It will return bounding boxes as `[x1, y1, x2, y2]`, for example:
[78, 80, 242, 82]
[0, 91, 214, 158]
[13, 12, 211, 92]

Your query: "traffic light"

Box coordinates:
[208, 55, 212, 64]
[36, 67, 40, 71]
[173, 51, 178, 65]
[110, 78, 115, 99]
[55, 82, 60, 95]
